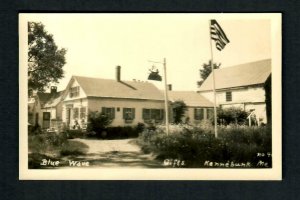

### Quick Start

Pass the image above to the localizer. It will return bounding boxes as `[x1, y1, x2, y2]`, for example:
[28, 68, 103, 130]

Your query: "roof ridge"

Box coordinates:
[215, 58, 271, 71]
[73, 75, 151, 84]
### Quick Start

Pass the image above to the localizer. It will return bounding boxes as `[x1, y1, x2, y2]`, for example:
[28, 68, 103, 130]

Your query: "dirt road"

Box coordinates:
[64, 138, 163, 168]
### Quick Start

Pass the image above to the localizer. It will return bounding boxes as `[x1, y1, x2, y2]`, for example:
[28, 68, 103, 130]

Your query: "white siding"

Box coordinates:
[199, 85, 267, 123]
[64, 79, 87, 101]
[88, 97, 165, 126]
[62, 98, 89, 128]
[200, 86, 265, 105]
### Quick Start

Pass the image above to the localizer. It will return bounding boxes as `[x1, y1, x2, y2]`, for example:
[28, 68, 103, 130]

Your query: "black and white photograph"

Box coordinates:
[19, 13, 281, 180]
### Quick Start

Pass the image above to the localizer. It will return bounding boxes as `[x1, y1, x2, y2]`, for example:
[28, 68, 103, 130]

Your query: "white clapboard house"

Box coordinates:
[61, 66, 166, 129]
[198, 59, 271, 125]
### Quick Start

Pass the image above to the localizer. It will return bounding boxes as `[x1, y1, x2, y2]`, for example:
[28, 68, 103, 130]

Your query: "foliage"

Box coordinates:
[87, 123, 146, 139]
[28, 123, 42, 135]
[105, 126, 138, 139]
[28, 22, 67, 92]
[60, 141, 89, 156]
[136, 122, 146, 133]
[264, 75, 272, 125]
[217, 107, 249, 125]
[28, 132, 88, 157]
[172, 100, 188, 124]
[86, 111, 112, 135]
[65, 129, 86, 139]
[28, 132, 67, 155]
[197, 60, 221, 87]
[137, 124, 271, 168]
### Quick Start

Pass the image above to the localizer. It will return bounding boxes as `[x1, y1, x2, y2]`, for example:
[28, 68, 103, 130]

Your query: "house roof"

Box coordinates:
[36, 92, 53, 103]
[43, 90, 65, 108]
[73, 76, 165, 101]
[198, 59, 271, 92]
[35, 90, 64, 108]
[168, 91, 213, 107]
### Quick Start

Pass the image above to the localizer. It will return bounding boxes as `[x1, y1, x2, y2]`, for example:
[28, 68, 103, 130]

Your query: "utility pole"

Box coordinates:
[148, 58, 170, 136]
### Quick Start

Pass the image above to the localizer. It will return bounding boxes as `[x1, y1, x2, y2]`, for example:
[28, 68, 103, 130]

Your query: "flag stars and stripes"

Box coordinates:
[210, 19, 230, 51]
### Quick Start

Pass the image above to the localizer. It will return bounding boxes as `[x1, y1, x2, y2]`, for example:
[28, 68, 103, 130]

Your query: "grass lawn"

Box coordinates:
[28, 133, 89, 169]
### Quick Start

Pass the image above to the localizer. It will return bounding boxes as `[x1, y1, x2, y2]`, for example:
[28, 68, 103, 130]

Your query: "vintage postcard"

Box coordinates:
[19, 13, 282, 180]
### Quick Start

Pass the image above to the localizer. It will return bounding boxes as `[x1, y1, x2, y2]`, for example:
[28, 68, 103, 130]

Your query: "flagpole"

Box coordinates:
[209, 20, 218, 138]
[163, 58, 170, 136]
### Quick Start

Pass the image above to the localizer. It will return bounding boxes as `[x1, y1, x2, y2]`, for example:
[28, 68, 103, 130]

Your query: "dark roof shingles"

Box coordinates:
[168, 91, 213, 107]
[74, 76, 164, 101]
[198, 59, 271, 91]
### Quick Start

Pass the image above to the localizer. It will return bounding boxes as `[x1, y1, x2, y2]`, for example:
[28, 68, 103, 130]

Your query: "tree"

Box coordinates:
[172, 100, 188, 124]
[264, 75, 272, 125]
[217, 107, 248, 126]
[28, 22, 67, 92]
[197, 60, 221, 87]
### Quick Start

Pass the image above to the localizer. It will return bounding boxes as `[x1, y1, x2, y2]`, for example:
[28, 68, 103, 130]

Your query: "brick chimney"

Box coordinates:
[116, 65, 121, 82]
[168, 84, 172, 91]
[50, 86, 57, 94]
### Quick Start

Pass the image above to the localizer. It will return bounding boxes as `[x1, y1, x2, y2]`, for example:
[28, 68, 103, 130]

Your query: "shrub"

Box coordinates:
[65, 129, 85, 139]
[172, 100, 188, 124]
[136, 122, 146, 133]
[28, 124, 42, 135]
[217, 107, 249, 125]
[28, 132, 68, 155]
[87, 111, 112, 135]
[137, 124, 272, 168]
[86, 122, 146, 139]
[60, 140, 89, 156]
[105, 125, 140, 139]
[28, 132, 89, 158]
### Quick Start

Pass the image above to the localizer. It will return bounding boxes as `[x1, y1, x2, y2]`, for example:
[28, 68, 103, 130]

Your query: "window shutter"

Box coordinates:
[142, 109, 146, 120]
[132, 108, 135, 119]
[194, 108, 197, 120]
[200, 109, 204, 120]
[101, 107, 105, 114]
[123, 108, 126, 119]
[112, 107, 115, 119]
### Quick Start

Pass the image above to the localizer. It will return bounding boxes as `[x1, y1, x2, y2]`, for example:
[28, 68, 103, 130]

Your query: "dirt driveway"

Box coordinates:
[66, 138, 163, 168]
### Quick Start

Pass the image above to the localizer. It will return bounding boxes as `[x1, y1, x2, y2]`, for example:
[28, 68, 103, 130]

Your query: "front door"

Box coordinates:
[43, 112, 50, 129]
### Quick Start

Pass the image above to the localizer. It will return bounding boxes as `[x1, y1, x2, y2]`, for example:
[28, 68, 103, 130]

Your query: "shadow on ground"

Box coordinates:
[63, 151, 164, 168]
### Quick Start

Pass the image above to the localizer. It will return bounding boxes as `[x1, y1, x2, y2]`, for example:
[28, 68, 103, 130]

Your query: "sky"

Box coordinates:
[20, 14, 272, 92]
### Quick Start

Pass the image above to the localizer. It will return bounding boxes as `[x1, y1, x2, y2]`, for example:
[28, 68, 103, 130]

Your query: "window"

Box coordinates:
[151, 109, 162, 120]
[73, 107, 79, 119]
[207, 108, 214, 120]
[226, 91, 232, 102]
[123, 108, 135, 121]
[194, 108, 204, 120]
[69, 86, 80, 98]
[143, 109, 164, 121]
[102, 107, 115, 119]
[80, 107, 86, 119]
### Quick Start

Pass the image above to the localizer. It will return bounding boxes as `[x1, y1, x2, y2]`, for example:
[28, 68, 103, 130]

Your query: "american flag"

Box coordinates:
[210, 19, 230, 51]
